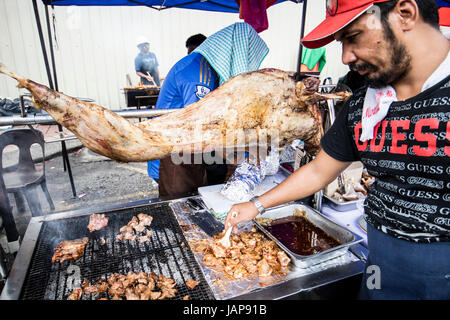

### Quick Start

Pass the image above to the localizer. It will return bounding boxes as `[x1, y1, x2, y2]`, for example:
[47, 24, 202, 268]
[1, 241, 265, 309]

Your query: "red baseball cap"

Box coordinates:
[302, 0, 391, 49]
[439, 7, 450, 27]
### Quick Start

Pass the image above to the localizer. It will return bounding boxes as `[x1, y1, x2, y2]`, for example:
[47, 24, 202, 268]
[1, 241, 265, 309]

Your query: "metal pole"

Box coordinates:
[32, 0, 54, 90]
[44, 4, 77, 197]
[296, 0, 308, 79]
[32, 0, 77, 197]
[0, 109, 176, 127]
[0, 179, 19, 243]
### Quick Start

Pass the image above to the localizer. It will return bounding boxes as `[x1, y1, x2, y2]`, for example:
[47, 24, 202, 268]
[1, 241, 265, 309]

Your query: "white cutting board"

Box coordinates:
[198, 173, 285, 217]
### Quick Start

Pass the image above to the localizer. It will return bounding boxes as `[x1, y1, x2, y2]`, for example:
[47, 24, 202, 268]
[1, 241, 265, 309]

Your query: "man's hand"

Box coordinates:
[224, 201, 259, 234]
[145, 75, 154, 83]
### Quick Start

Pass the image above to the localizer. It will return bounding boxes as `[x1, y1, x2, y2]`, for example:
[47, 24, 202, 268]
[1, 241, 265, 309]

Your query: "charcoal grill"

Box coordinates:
[2, 201, 214, 300]
[2, 198, 368, 300]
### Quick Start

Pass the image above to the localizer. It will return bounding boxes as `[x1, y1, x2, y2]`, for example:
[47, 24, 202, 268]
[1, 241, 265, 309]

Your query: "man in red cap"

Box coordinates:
[225, 0, 449, 299]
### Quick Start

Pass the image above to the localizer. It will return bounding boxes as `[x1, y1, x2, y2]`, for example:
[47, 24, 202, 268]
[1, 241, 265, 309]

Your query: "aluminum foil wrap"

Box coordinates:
[220, 161, 264, 202]
[279, 139, 304, 163]
[220, 148, 280, 202]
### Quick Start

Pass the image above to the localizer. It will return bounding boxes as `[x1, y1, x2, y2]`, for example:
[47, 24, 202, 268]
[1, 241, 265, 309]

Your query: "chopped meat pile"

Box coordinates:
[68, 271, 179, 300]
[87, 213, 109, 232]
[116, 213, 153, 243]
[193, 227, 290, 280]
[52, 237, 89, 263]
[332, 169, 375, 202]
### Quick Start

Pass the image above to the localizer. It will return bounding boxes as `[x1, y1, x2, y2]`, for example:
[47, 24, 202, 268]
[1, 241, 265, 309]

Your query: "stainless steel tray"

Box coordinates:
[323, 194, 365, 212]
[253, 204, 363, 268]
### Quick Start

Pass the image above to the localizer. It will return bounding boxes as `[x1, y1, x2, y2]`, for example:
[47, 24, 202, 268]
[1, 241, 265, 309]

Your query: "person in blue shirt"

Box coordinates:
[147, 34, 208, 185]
[150, 52, 220, 199]
[134, 37, 161, 86]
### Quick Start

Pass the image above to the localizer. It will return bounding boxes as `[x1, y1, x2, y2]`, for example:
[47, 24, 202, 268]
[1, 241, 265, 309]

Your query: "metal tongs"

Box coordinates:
[146, 72, 157, 86]
[185, 198, 224, 237]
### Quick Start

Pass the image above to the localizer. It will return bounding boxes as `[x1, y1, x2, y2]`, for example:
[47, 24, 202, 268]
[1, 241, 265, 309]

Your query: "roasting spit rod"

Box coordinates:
[0, 109, 176, 126]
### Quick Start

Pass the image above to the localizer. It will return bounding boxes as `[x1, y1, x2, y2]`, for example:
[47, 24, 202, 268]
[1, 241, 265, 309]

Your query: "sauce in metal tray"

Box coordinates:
[265, 216, 340, 256]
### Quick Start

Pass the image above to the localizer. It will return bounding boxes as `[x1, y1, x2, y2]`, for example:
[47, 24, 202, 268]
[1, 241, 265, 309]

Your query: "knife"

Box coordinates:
[185, 198, 224, 237]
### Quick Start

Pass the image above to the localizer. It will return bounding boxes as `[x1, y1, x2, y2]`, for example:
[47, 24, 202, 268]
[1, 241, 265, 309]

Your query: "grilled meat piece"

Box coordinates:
[277, 251, 291, 268]
[87, 213, 109, 232]
[68, 289, 83, 300]
[117, 214, 153, 242]
[137, 213, 153, 226]
[185, 279, 199, 290]
[257, 258, 273, 277]
[0, 65, 351, 160]
[52, 237, 89, 263]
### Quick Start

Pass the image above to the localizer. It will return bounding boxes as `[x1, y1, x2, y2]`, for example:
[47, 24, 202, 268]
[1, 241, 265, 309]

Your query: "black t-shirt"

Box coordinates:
[321, 76, 450, 243]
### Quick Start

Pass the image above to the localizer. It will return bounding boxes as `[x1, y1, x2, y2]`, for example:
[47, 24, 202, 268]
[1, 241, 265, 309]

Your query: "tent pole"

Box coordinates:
[32, 0, 77, 198]
[44, 4, 77, 198]
[32, 0, 54, 90]
[45, 5, 59, 92]
[296, 0, 307, 79]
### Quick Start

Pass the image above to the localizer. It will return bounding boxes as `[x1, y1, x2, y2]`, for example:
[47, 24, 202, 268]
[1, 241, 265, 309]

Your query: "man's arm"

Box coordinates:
[224, 149, 351, 231]
[136, 71, 153, 83]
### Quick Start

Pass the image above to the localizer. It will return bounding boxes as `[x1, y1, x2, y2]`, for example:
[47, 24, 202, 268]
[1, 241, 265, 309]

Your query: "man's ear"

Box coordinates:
[393, 0, 419, 31]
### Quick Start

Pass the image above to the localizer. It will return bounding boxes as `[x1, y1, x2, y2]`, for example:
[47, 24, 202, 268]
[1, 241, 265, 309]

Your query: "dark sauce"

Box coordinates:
[265, 216, 340, 256]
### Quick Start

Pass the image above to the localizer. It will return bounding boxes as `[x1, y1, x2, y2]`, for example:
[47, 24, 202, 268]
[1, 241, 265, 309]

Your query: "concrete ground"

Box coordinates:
[0, 124, 159, 288]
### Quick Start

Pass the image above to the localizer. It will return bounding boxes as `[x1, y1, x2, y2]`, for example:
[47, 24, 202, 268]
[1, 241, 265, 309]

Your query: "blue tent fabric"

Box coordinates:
[42, 0, 289, 13]
[436, 0, 450, 7]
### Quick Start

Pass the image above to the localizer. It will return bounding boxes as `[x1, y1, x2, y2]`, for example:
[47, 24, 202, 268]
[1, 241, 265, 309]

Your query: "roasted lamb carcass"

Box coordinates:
[87, 213, 109, 232]
[52, 237, 89, 263]
[0, 64, 351, 160]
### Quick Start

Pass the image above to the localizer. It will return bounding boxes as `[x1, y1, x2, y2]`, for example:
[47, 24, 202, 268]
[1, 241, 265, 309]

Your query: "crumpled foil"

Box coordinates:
[220, 161, 264, 202]
[279, 139, 304, 163]
[260, 147, 280, 176]
[220, 147, 280, 202]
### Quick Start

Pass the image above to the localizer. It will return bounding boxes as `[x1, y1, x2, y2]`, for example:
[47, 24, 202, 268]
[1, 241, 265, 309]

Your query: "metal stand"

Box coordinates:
[310, 82, 340, 212]
[296, 0, 308, 79]
[32, 0, 76, 197]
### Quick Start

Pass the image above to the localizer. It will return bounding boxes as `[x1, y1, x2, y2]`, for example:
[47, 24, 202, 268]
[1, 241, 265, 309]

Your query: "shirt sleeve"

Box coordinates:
[320, 102, 360, 162]
[155, 66, 178, 109]
[134, 56, 141, 72]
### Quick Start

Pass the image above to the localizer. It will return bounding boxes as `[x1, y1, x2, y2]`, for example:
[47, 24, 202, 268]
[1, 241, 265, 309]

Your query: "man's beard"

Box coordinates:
[349, 23, 411, 89]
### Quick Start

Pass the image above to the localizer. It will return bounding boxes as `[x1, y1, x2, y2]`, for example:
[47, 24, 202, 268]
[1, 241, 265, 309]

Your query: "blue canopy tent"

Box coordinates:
[42, 0, 283, 12]
[30, 0, 306, 197]
[437, 0, 450, 26]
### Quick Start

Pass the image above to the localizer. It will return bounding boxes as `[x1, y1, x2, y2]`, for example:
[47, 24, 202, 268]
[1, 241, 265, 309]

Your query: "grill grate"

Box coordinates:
[20, 202, 214, 300]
